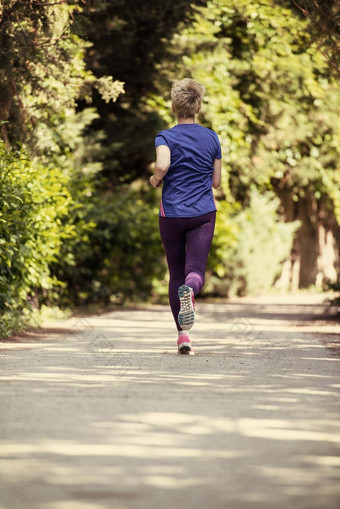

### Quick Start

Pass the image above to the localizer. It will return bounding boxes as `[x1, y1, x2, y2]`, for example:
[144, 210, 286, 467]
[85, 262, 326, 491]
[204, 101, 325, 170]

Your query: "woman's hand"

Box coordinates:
[149, 175, 163, 188]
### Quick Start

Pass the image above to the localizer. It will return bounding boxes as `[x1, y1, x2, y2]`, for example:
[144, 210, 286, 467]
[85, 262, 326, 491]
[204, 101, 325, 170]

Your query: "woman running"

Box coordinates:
[149, 78, 222, 355]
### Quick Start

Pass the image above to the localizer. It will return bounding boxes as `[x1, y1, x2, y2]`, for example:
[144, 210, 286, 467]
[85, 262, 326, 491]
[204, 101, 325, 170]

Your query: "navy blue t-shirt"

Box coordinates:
[155, 124, 222, 218]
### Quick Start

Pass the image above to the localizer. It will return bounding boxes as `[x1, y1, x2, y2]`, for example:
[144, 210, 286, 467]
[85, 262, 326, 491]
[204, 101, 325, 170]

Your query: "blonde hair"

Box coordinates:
[171, 78, 205, 118]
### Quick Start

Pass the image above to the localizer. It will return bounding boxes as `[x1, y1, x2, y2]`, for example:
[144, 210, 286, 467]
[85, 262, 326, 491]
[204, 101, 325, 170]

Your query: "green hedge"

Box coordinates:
[0, 136, 167, 337]
[51, 186, 167, 307]
[0, 139, 167, 337]
[206, 191, 300, 296]
[0, 141, 74, 337]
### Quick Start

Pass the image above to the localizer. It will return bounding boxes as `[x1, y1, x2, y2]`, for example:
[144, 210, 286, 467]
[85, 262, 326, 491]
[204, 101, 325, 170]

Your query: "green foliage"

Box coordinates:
[157, 0, 340, 204]
[232, 192, 298, 295]
[150, 0, 340, 292]
[0, 138, 166, 337]
[0, 140, 73, 337]
[0, 0, 127, 337]
[0, 0, 124, 154]
[287, 0, 340, 77]
[51, 185, 166, 307]
[1, 0, 339, 337]
[206, 192, 299, 296]
[81, 0, 207, 184]
[326, 281, 340, 308]
[94, 76, 125, 104]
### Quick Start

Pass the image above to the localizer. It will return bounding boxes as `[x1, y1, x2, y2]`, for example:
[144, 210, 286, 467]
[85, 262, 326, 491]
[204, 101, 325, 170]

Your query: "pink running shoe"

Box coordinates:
[177, 334, 194, 355]
[178, 285, 195, 330]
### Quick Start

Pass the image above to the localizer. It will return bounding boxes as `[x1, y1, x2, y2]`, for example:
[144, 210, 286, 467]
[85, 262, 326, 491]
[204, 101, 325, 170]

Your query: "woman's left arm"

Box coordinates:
[150, 145, 171, 188]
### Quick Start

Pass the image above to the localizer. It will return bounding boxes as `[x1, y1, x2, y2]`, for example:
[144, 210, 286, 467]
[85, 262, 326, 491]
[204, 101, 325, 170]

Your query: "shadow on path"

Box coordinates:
[0, 297, 339, 509]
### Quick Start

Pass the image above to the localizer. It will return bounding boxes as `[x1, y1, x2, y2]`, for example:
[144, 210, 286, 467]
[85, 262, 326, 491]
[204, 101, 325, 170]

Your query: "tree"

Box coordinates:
[80, 0, 208, 185]
[289, 0, 340, 76]
[150, 0, 340, 292]
[0, 0, 123, 154]
[0, 0, 125, 335]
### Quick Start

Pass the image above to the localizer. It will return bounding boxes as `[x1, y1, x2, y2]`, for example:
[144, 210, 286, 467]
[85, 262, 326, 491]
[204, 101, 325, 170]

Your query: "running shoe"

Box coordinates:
[177, 334, 194, 355]
[178, 285, 195, 330]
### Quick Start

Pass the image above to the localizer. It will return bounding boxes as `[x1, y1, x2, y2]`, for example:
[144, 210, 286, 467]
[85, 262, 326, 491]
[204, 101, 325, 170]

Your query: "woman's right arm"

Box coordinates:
[212, 158, 222, 189]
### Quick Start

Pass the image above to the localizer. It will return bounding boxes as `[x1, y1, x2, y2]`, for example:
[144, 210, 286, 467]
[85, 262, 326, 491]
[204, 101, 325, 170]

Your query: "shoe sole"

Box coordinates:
[178, 343, 192, 355]
[178, 285, 195, 330]
[178, 347, 195, 356]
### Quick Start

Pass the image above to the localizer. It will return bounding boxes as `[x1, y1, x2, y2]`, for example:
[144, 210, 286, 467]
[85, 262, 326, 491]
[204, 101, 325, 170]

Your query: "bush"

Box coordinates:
[205, 191, 300, 296]
[50, 184, 167, 307]
[0, 141, 74, 337]
[0, 135, 166, 337]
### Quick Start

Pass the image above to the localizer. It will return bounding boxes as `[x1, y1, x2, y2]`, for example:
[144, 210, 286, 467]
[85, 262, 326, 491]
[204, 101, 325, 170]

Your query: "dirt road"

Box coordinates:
[0, 295, 339, 509]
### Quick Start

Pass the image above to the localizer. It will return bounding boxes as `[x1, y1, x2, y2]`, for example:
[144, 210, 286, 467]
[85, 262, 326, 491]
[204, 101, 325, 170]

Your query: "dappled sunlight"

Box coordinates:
[301, 357, 340, 362]
[1, 409, 340, 507]
[2, 0, 340, 506]
[300, 455, 340, 466]
[41, 502, 107, 509]
[257, 465, 338, 488]
[0, 439, 239, 459]
[237, 418, 340, 443]
[1, 300, 339, 508]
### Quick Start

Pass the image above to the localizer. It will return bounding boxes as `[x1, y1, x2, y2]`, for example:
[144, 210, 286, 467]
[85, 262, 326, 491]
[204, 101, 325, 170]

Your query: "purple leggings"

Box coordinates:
[159, 211, 216, 330]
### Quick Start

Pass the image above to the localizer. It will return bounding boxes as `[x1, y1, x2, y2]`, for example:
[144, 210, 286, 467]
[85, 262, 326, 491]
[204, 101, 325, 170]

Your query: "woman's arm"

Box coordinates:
[212, 158, 222, 189]
[150, 145, 171, 188]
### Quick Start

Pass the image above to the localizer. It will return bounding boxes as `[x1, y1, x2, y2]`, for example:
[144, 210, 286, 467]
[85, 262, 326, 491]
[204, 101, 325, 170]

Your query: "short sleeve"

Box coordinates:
[214, 133, 222, 159]
[155, 132, 169, 149]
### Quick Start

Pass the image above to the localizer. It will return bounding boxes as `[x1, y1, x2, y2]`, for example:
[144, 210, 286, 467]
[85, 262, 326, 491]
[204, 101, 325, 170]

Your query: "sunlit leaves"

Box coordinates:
[0, 141, 74, 337]
[151, 0, 340, 294]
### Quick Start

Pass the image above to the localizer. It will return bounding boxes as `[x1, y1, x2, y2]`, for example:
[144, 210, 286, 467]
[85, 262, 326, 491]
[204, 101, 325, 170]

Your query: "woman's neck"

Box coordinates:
[177, 116, 195, 124]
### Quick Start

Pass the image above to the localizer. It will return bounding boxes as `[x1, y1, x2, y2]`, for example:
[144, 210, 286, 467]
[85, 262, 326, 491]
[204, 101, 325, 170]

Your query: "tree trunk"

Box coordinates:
[297, 195, 319, 288]
[276, 190, 339, 290]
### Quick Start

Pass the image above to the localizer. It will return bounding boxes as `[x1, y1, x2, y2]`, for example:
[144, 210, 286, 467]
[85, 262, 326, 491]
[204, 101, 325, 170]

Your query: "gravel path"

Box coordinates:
[0, 295, 339, 509]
